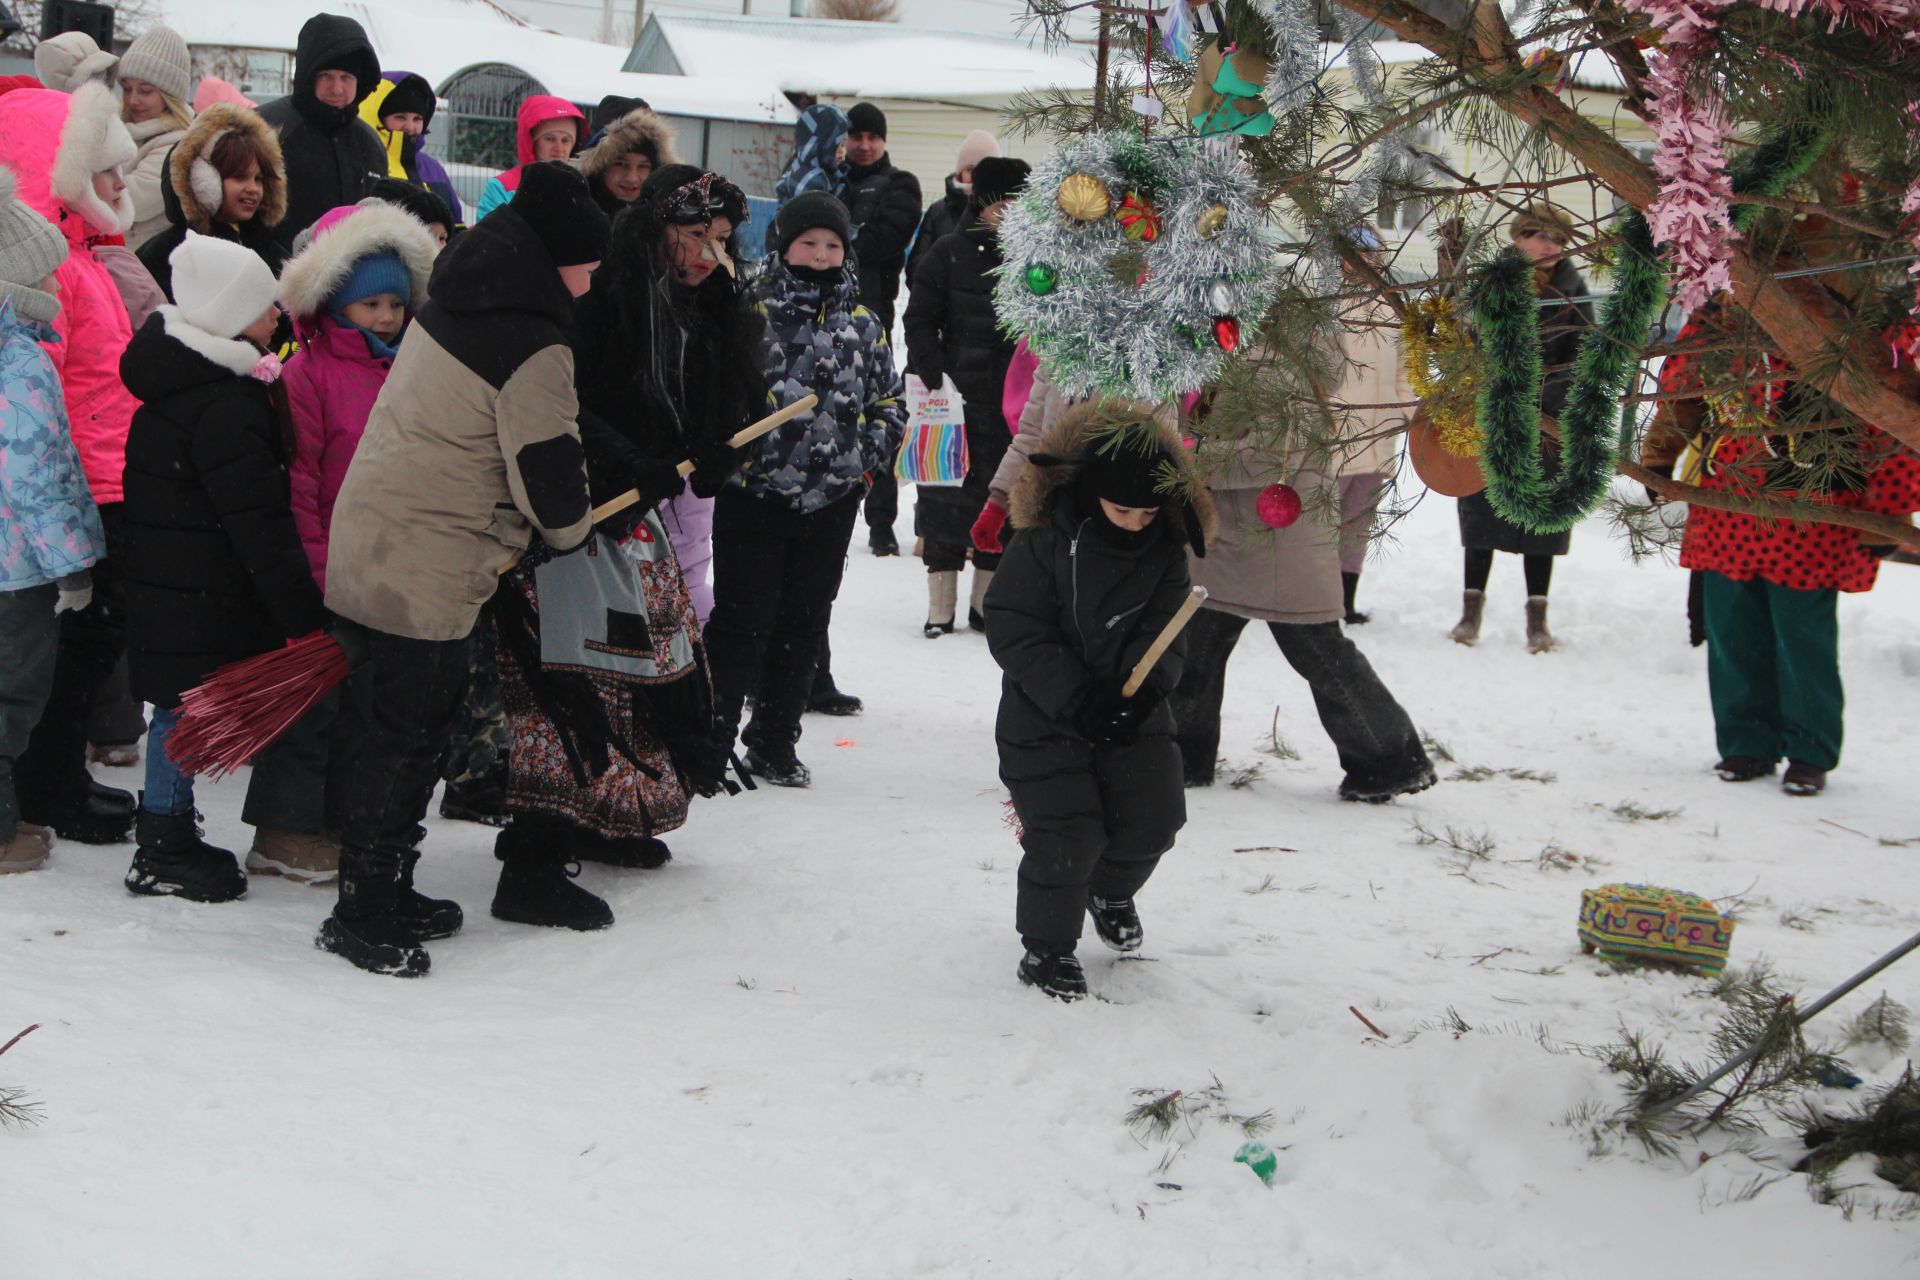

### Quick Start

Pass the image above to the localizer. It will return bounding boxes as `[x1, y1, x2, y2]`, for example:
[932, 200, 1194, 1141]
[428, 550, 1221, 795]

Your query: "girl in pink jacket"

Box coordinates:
[277, 203, 438, 591]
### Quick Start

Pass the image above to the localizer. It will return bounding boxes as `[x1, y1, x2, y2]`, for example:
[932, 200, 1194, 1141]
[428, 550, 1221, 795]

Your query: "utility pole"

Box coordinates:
[633, 0, 645, 42]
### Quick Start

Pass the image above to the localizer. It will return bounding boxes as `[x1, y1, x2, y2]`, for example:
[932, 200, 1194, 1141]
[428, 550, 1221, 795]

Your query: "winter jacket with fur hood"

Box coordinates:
[841, 154, 921, 329]
[324, 204, 594, 642]
[118, 307, 329, 706]
[0, 298, 104, 592]
[985, 403, 1215, 749]
[740, 256, 906, 515]
[257, 14, 385, 253]
[0, 84, 142, 505]
[277, 202, 437, 591]
[126, 113, 190, 251]
[356, 71, 465, 226]
[135, 103, 289, 302]
[475, 96, 587, 221]
[576, 108, 677, 219]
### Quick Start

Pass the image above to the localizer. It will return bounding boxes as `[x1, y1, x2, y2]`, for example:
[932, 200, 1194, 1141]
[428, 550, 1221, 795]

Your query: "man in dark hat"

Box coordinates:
[258, 13, 387, 251]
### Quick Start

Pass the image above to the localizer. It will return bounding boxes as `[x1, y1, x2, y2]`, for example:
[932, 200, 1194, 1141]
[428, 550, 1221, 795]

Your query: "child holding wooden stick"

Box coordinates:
[984, 403, 1214, 1001]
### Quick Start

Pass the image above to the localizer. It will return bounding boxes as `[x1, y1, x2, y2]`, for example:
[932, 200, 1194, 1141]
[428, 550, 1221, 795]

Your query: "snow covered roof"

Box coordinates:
[629, 11, 1096, 102]
[139, 0, 794, 123]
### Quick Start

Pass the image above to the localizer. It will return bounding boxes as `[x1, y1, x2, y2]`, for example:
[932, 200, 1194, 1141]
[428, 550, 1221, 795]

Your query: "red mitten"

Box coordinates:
[971, 500, 1009, 554]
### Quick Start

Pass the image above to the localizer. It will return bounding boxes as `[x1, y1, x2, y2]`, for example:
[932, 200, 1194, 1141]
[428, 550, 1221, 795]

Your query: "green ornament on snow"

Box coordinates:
[1025, 264, 1059, 296]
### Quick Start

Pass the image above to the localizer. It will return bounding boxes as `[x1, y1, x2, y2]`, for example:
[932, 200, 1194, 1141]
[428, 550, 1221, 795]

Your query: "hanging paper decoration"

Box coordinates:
[1256, 483, 1301, 528]
[1188, 41, 1276, 139]
[1117, 193, 1162, 243]
[1057, 173, 1114, 223]
[1025, 264, 1058, 296]
[994, 132, 1278, 400]
[1159, 0, 1196, 61]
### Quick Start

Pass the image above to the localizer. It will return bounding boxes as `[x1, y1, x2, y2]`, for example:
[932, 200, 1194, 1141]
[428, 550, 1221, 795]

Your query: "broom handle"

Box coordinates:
[1120, 585, 1208, 698]
[498, 396, 817, 573]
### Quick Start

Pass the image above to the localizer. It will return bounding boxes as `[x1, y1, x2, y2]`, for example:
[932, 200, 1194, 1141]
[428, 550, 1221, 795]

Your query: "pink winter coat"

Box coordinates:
[275, 202, 439, 590]
[0, 87, 141, 505]
[284, 317, 394, 590]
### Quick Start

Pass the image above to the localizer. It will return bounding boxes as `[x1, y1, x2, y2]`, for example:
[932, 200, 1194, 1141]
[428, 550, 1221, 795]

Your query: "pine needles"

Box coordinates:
[0, 1023, 41, 1129]
[1123, 1075, 1274, 1144]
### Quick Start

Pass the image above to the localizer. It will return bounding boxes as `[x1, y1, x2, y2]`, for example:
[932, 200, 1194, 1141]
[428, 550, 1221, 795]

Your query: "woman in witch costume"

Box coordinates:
[482, 166, 761, 918]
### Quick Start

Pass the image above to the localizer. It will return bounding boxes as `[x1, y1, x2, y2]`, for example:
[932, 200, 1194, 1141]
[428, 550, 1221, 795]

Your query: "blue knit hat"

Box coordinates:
[327, 250, 411, 310]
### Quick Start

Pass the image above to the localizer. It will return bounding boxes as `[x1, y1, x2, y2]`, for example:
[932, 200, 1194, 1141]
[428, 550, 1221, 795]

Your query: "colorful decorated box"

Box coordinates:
[1577, 883, 1736, 973]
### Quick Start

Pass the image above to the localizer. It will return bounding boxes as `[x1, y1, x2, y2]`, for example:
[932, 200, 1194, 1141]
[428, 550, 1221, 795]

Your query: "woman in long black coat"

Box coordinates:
[1450, 202, 1593, 653]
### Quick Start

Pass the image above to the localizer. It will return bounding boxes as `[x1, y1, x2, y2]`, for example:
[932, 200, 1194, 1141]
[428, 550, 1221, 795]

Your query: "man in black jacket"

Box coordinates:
[258, 13, 386, 253]
[843, 103, 921, 558]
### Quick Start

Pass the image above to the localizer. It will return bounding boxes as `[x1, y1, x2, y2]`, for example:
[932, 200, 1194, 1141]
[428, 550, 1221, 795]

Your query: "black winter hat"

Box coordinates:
[367, 177, 455, 232]
[511, 161, 611, 266]
[847, 102, 887, 138]
[380, 75, 436, 127]
[592, 94, 649, 134]
[1077, 426, 1178, 509]
[971, 156, 1031, 207]
[772, 191, 853, 256]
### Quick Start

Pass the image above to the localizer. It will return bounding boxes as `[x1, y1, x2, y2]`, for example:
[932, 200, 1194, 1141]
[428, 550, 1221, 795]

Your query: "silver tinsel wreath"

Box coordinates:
[993, 132, 1278, 401]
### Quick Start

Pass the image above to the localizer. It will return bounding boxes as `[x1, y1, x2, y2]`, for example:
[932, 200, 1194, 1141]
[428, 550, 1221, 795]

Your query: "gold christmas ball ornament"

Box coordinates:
[1056, 173, 1114, 223]
[1195, 203, 1230, 238]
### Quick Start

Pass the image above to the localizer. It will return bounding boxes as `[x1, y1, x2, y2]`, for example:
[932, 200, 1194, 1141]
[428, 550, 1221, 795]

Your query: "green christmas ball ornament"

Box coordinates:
[1025, 264, 1059, 296]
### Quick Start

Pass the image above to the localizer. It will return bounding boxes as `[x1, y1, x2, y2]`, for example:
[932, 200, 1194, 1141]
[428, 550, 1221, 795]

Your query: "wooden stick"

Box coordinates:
[0, 1024, 39, 1058]
[498, 395, 817, 573]
[1349, 1006, 1389, 1039]
[1121, 585, 1208, 698]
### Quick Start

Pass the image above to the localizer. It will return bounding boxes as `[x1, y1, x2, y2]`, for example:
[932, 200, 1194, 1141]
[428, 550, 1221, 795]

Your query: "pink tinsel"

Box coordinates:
[1617, 0, 1738, 46]
[1645, 51, 1738, 312]
[1755, 0, 1920, 43]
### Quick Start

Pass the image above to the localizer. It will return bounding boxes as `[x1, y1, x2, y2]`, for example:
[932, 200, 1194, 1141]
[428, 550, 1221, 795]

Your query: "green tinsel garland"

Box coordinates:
[1470, 123, 1832, 534]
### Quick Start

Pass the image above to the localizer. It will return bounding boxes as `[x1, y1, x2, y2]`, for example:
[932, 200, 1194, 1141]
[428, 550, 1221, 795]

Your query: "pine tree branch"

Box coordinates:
[1617, 456, 1920, 552]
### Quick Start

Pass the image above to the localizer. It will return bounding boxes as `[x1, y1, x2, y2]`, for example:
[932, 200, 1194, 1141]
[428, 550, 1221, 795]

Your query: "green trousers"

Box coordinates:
[1702, 571, 1843, 770]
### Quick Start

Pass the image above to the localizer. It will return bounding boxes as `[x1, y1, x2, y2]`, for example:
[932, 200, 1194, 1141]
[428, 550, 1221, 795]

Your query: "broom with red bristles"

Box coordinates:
[165, 397, 817, 778]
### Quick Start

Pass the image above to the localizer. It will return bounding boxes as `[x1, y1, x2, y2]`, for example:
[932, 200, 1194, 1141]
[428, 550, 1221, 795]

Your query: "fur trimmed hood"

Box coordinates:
[1008, 399, 1216, 551]
[167, 103, 288, 233]
[578, 108, 678, 178]
[278, 201, 437, 321]
[52, 83, 137, 236]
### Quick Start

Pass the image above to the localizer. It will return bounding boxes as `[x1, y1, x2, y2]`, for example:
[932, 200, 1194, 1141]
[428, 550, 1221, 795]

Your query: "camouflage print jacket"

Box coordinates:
[739, 256, 907, 515]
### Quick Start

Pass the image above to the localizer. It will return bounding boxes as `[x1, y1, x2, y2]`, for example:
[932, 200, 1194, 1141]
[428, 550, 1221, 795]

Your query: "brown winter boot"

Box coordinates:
[1525, 595, 1555, 654]
[1448, 589, 1485, 646]
[0, 824, 52, 873]
[247, 828, 341, 885]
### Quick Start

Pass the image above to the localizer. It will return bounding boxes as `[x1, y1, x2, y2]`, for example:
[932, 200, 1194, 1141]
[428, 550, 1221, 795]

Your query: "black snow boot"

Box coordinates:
[1018, 941, 1088, 1002]
[396, 850, 464, 940]
[573, 829, 672, 869]
[124, 807, 246, 902]
[27, 783, 135, 845]
[1715, 755, 1776, 782]
[1089, 896, 1143, 952]
[869, 527, 900, 557]
[439, 776, 510, 827]
[808, 674, 864, 717]
[1341, 572, 1369, 625]
[317, 846, 431, 977]
[491, 823, 614, 931]
[743, 748, 811, 788]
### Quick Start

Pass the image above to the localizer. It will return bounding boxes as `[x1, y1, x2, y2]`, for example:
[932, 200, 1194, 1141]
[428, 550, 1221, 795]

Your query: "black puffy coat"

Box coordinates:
[119, 309, 330, 707]
[1456, 257, 1593, 557]
[257, 14, 386, 253]
[903, 214, 1014, 404]
[842, 156, 921, 329]
[905, 175, 967, 292]
[984, 405, 1216, 755]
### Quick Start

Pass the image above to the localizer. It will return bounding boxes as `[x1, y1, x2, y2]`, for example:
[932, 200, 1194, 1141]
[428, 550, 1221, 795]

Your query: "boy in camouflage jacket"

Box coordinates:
[703, 192, 906, 787]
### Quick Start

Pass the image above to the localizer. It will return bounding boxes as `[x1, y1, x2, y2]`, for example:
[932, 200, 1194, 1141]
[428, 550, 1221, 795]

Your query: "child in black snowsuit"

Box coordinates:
[984, 403, 1214, 1001]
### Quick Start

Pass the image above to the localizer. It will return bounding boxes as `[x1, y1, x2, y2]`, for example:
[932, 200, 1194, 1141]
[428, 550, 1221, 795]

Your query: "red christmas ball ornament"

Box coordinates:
[1213, 315, 1241, 353]
[1256, 482, 1301, 529]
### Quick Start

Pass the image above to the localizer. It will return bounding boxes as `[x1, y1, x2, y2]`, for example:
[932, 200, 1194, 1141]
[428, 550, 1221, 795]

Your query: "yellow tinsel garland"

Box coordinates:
[1402, 296, 1484, 457]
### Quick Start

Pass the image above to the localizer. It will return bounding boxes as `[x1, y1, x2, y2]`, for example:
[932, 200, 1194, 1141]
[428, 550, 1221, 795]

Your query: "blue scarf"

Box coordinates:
[330, 312, 404, 360]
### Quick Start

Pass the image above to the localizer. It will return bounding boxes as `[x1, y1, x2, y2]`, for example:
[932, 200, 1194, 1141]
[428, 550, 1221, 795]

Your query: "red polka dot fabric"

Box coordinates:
[1663, 323, 1920, 595]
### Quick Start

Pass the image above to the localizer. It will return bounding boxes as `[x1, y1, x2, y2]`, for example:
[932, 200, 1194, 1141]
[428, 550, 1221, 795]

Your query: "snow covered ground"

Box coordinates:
[6, 481, 1919, 1277]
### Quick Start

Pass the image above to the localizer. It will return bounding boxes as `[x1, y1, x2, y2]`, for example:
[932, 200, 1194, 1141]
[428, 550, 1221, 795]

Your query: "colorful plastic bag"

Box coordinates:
[896, 374, 968, 486]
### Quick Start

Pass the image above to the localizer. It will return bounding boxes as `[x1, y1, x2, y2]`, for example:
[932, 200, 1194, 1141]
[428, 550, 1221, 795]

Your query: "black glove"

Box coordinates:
[1643, 464, 1674, 505]
[687, 439, 740, 500]
[630, 457, 687, 512]
[1073, 676, 1163, 746]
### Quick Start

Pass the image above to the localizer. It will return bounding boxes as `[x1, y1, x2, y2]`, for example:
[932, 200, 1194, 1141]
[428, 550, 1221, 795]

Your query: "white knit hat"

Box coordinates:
[33, 32, 118, 94]
[116, 25, 192, 104]
[170, 232, 279, 339]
